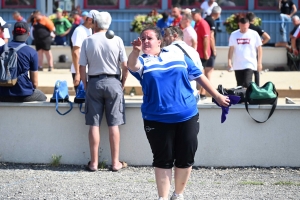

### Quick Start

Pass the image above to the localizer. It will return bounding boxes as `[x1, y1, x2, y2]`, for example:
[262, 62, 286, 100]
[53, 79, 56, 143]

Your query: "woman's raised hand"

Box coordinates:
[131, 38, 142, 51]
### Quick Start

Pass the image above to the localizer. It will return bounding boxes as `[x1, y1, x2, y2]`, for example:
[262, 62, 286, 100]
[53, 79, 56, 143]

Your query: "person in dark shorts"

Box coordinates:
[32, 10, 55, 72]
[128, 26, 230, 200]
[201, 6, 222, 99]
[246, 12, 271, 86]
[191, 8, 211, 100]
[79, 12, 128, 172]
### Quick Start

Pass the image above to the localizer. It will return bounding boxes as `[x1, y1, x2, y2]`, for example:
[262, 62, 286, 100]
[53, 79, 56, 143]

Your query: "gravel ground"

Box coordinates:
[0, 163, 300, 200]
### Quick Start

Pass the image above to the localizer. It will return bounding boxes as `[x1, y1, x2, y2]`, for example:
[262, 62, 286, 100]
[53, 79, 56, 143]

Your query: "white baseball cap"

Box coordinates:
[87, 10, 99, 20]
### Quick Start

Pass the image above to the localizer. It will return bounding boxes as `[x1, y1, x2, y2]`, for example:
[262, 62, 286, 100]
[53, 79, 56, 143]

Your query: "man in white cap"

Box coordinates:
[71, 10, 96, 90]
[0, 17, 11, 43]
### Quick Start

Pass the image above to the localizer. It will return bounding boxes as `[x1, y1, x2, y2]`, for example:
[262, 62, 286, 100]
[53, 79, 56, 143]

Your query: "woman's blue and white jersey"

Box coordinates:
[129, 48, 202, 123]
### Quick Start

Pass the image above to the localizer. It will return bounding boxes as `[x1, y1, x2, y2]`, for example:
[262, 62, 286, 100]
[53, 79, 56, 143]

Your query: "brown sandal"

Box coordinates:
[111, 161, 127, 172]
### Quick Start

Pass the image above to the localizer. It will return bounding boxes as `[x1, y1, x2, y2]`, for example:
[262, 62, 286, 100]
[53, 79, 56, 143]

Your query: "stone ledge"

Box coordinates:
[0, 101, 299, 110]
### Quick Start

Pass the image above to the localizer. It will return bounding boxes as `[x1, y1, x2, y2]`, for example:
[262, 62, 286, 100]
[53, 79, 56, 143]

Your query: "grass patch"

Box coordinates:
[240, 181, 264, 185]
[147, 179, 155, 183]
[215, 182, 221, 184]
[98, 160, 107, 169]
[274, 181, 300, 186]
[50, 155, 62, 167]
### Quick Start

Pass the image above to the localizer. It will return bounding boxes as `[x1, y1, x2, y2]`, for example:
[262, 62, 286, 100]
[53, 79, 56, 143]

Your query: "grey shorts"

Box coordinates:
[85, 75, 125, 127]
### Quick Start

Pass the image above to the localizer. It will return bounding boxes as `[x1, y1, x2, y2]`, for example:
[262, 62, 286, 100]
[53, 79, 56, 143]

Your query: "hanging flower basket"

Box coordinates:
[130, 14, 162, 34]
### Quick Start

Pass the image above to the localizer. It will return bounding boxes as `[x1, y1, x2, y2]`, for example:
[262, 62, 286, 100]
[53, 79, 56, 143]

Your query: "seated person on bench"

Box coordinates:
[0, 22, 47, 102]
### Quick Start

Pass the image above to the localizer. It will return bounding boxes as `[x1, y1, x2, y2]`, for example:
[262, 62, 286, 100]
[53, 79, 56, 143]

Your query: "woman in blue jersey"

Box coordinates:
[128, 26, 229, 200]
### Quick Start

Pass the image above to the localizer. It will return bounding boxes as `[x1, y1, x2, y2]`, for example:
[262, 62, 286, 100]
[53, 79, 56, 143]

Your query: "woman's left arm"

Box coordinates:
[184, 55, 230, 107]
[195, 75, 230, 107]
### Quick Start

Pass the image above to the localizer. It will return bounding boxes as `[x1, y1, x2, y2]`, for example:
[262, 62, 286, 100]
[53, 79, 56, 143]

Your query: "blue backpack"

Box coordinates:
[50, 80, 73, 115]
[0, 43, 26, 87]
[74, 81, 86, 114]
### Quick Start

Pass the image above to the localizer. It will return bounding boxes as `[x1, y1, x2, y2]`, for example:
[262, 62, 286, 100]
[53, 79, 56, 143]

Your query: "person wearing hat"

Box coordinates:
[81, 11, 89, 23]
[71, 10, 94, 91]
[53, 8, 72, 46]
[0, 22, 47, 102]
[227, 17, 263, 88]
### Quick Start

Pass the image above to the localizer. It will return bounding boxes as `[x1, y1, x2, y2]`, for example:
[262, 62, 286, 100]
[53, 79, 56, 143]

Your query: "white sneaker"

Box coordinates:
[170, 192, 184, 200]
[158, 197, 167, 200]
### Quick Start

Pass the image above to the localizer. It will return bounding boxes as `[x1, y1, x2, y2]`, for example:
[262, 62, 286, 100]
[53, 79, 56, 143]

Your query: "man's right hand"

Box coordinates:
[204, 52, 209, 60]
[73, 73, 80, 86]
[227, 63, 233, 72]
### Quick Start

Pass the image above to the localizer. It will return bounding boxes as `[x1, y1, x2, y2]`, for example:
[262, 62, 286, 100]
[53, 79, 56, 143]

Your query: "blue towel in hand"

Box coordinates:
[213, 95, 241, 123]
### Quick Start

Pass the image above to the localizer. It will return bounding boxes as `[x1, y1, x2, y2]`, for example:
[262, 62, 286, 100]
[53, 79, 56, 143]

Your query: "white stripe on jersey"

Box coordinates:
[143, 64, 187, 74]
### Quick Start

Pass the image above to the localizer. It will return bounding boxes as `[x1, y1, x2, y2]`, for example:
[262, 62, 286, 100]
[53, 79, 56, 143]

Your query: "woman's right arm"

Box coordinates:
[127, 49, 141, 72]
[127, 38, 142, 72]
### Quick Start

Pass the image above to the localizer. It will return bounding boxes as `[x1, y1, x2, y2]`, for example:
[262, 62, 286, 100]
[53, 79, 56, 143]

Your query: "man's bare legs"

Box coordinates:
[88, 125, 123, 171]
[109, 126, 123, 170]
[37, 50, 44, 69]
[200, 67, 214, 97]
[44, 50, 54, 70]
[88, 125, 100, 170]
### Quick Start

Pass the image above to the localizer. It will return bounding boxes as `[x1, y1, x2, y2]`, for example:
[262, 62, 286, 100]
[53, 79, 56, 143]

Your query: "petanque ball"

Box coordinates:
[106, 30, 115, 39]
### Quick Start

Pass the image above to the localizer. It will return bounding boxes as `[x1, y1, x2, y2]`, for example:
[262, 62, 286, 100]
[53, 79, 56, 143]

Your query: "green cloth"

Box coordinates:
[53, 18, 72, 35]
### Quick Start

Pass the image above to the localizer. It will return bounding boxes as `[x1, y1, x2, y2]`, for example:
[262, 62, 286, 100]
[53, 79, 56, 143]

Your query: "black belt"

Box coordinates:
[89, 74, 119, 79]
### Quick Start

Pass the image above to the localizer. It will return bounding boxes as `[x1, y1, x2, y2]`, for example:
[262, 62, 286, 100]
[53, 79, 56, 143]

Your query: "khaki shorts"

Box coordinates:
[85, 75, 125, 126]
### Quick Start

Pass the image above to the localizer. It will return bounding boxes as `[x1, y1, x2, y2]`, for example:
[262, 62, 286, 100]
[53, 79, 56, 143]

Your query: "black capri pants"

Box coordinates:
[144, 113, 199, 169]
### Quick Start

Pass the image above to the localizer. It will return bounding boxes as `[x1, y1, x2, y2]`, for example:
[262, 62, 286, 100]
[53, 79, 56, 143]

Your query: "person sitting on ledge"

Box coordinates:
[0, 22, 47, 102]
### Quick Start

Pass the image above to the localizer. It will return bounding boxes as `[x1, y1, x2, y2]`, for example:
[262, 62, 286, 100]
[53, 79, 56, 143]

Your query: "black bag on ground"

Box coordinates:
[214, 85, 246, 104]
[245, 82, 278, 123]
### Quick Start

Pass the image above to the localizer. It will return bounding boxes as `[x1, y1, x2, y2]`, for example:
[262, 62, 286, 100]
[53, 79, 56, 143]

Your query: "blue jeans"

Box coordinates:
[54, 35, 67, 45]
[280, 13, 291, 42]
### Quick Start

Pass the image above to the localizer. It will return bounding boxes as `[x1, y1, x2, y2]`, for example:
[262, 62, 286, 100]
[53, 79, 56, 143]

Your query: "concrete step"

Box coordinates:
[38, 85, 300, 98]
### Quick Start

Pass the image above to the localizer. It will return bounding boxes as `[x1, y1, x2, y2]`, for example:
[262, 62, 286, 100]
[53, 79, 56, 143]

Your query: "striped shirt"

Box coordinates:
[130, 49, 202, 123]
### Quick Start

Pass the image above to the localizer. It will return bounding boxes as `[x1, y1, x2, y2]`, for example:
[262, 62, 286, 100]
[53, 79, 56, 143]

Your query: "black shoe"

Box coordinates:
[200, 94, 207, 100]
[217, 27, 222, 32]
[48, 67, 52, 72]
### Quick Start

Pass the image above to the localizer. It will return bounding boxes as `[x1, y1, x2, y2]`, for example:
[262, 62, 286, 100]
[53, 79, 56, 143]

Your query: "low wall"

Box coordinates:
[0, 102, 299, 167]
[35, 46, 288, 70]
